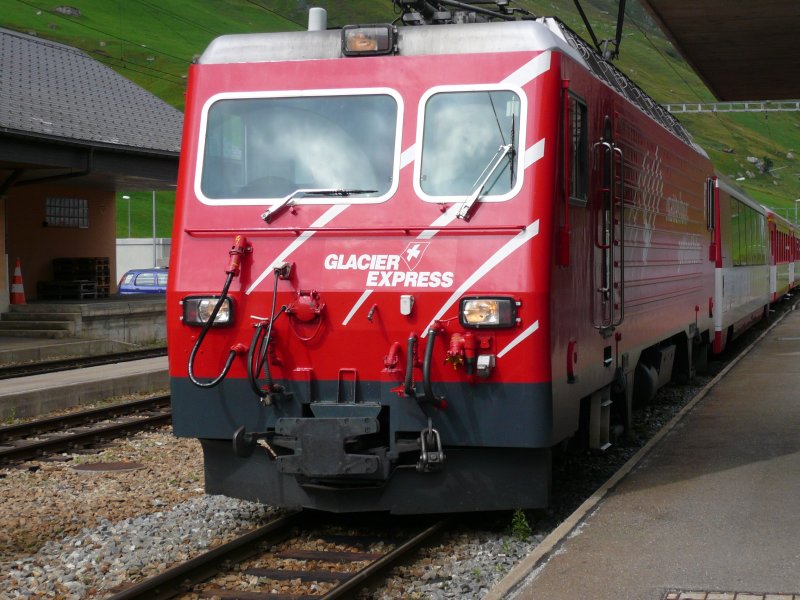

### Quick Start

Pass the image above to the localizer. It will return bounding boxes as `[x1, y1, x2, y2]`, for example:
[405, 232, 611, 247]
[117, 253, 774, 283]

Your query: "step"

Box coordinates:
[0, 329, 72, 339]
[0, 320, 74, 331]
[7, 304, 86, 314]
[0, 339, 133, 365]
[1, 312, 80, 323]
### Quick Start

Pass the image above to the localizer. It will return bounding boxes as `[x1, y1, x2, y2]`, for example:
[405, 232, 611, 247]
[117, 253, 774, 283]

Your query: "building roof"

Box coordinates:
[0, 27, 182, 155]
[639, 0, 800, 101]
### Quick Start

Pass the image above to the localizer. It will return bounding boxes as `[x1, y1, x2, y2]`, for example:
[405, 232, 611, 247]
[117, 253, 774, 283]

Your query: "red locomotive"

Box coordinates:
[167, 3, 794, 513]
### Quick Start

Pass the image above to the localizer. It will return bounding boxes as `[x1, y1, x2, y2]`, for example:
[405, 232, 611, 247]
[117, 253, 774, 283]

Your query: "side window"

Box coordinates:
[157, 272, 168, 286]
[135, 273, 156, 286]
[569, 95, 588, 203]
[730, 198, 742, 266]
[731, 199, 767, 266]
[418, 89, 521, 198]
[742, 207, 751, 265]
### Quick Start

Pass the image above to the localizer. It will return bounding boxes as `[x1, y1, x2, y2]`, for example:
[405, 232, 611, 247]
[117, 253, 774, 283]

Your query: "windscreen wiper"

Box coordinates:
[456, 144, 514, 222]
[260, 188, 377, 223]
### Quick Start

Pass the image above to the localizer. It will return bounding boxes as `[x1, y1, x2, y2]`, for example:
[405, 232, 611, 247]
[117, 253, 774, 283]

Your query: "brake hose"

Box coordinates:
[187, 272, 236, 388]
[187, 235, 248, 389]
[403, 328, 444, 407]
[422, 326, 439, 404]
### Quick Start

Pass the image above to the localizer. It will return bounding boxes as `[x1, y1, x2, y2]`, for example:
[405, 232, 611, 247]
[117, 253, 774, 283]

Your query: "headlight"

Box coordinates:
[342, 24, 394, 56]
[460, 297, 516, 329]
[182, 296, 233, 327]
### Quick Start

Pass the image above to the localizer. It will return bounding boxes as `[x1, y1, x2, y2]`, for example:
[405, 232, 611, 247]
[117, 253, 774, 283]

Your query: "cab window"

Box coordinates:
[200, 91, 400, 204]
[418, 89, 522, 199]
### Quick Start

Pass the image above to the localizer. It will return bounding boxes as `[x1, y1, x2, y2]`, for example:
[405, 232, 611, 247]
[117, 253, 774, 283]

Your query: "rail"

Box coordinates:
[0, 394, 171, 464]
[108, 513, 448, 600]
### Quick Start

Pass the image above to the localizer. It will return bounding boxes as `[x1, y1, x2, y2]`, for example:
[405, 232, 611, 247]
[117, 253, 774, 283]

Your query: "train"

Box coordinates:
[167, 2, 799, 514]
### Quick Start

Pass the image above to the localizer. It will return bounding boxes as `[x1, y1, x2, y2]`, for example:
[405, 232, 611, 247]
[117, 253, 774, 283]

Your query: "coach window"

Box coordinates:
[568, 95, 588, 202]
[730, 199, 742, 266]
[199, 91, 400, 204]
[417, 88, 524, 201]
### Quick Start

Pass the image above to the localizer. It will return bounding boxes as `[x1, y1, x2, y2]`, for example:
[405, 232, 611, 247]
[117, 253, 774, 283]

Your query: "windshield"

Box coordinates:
[419, 89, 521, 198]
[199, 93, 399, 202]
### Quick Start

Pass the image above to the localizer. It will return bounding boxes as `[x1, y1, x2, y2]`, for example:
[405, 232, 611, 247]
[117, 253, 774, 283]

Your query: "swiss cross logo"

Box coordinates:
[401, 242, 429, 271]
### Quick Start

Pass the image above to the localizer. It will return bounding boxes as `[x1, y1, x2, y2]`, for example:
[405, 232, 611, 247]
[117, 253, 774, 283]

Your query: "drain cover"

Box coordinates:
[72, 461, 144, 473]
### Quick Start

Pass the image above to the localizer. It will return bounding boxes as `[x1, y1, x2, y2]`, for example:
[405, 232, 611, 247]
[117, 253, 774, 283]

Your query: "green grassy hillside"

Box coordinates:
[4, 0, 799, 234]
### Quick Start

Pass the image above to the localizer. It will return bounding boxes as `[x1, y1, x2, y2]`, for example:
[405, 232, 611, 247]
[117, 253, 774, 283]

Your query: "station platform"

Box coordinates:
[0, 356, 168, 420]
[489, 306, 800, 600]
[0, 296, 168, 419]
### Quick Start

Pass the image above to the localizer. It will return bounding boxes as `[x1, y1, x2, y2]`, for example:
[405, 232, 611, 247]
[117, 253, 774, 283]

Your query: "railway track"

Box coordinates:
[0, 394, 171, 464]
[0, 346, 167, 380]
[108, 512, 448, 600]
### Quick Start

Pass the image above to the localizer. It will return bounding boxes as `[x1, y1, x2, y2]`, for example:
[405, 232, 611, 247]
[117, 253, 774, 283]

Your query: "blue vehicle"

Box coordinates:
[118, 268, 168, 294]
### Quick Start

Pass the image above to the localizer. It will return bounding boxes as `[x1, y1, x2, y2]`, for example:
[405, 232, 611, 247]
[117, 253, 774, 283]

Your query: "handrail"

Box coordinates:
[185, 225, 528, 237]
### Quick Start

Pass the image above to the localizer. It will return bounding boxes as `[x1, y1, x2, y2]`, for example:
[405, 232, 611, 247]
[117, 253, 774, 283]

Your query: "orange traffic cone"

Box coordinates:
[10, 258, 25, 305]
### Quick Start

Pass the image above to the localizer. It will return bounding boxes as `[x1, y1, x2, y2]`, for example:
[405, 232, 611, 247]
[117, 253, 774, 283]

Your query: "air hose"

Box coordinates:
[403, 333, 418, 397]
[247, 268, 286, 402]
[187, 271, 236, 388]
[187, 235, 247, 389]
[403, 328, 445, 408]
[422, 326, 440, 404]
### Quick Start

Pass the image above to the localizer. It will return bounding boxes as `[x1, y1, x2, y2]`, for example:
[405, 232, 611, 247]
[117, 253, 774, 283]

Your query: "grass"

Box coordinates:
[116, 191, 175, 239]
[4, 0, 301, 108]
[5, 0, 800, 234]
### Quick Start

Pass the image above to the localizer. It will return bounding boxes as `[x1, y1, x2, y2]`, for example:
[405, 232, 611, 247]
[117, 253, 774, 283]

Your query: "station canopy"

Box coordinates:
[639, 0, 800, 101]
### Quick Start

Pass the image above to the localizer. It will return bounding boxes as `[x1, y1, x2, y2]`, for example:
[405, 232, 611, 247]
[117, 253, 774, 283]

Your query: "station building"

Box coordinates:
[0, 27, 182, 313]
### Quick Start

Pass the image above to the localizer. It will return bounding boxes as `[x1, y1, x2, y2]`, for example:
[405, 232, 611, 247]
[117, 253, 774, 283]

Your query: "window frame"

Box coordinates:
[567, 93, 588, 205]
[194, 87, 404, 207]
[413, 84, 528, 205]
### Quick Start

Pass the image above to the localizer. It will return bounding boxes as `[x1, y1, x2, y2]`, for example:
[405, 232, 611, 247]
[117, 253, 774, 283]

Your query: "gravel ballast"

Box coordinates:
[0, 306, 787, 599]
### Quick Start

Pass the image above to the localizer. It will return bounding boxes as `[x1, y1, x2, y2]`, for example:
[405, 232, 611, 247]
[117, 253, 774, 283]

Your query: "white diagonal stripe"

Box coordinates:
[497, 320, 539, 358]
[246, 204, 349, 295]
[400, 145, 416, 169]
[418, 203, 460, 240]
[342, 289, 373, 326]
[501, 51, 551, 87]
[525, 139, 546, 168]
[423, 219, 540, 334]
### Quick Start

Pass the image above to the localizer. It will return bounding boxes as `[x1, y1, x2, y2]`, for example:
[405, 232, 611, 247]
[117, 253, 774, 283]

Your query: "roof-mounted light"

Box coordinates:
[342, 24, 395, 56]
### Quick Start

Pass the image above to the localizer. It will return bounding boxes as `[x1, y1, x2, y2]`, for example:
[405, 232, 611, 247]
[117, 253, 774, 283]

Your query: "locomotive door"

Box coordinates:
[591, 116, 625, 331]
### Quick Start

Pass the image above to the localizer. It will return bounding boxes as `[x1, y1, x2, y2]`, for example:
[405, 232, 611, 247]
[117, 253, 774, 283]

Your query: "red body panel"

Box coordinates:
[169, 51, 561, 389]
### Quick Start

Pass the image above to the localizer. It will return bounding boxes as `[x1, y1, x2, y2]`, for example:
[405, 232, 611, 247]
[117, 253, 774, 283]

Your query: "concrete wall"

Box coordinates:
[6, 183, 116, 300]
[116, 238, 171, 280]
[78, 298, 167, 344]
